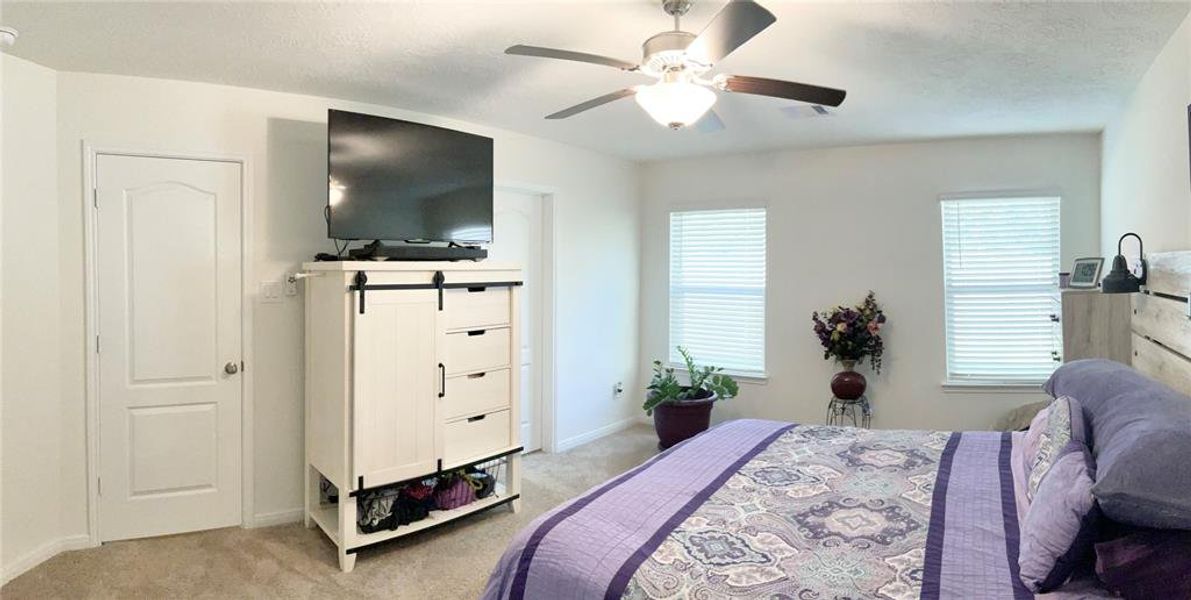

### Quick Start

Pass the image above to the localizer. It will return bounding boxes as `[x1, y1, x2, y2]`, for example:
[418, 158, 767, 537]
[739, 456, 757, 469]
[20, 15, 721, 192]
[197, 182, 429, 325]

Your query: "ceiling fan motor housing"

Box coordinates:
[662, 0, 693, 17]
[641, 31, 703, 77]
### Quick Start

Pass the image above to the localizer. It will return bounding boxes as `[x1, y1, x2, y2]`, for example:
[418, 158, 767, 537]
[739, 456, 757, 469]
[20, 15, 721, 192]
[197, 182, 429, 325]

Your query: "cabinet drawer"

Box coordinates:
[443, 368, 511, 422]
[443, 287, 511, 331]
[444, 328, 510, 375]
[443, 409, 512, 466]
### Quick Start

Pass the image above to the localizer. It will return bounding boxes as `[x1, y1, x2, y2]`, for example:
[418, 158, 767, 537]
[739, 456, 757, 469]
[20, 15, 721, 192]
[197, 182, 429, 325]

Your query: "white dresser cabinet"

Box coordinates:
[302, 262, 522, 572]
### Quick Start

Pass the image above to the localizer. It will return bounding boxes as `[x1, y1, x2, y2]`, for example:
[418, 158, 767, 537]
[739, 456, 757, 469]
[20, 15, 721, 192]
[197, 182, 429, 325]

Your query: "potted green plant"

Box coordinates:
[644, 347, 739, 449]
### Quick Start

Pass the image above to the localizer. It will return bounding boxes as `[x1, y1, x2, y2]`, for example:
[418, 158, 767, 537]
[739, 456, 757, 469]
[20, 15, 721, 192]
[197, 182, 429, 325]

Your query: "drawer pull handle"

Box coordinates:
[467, 329, 486, 336]
[467, 414, 487, 423]
[467, 286, 487, 293]
[438, 363, 445, 398]
[467, 372, 487, 379]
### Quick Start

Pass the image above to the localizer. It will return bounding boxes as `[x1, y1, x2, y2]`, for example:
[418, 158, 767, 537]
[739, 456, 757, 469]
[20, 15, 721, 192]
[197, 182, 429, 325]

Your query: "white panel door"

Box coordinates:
[96, 154, 242, 542]
[352, 288, 441, 487]
[491, 191, 543, 452]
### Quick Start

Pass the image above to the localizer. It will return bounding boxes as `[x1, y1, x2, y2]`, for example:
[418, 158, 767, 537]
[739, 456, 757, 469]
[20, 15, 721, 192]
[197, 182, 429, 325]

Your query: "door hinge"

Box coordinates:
[96, 335, 100, 353]
[97, 477, 102, 496]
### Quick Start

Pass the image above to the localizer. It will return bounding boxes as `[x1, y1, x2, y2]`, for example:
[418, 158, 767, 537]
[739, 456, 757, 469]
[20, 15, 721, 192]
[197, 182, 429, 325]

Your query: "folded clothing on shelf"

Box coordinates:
[357, 480, 436, 533]
[466, 467, 497, 499]
[435, 472, 477, 510]
[395, 482, 436, 525]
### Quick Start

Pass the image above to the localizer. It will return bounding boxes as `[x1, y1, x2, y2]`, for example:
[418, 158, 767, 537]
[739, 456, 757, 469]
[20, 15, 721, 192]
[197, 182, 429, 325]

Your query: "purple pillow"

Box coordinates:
[1021, 404, 1051, 476]
[1043, 359, 1146, 404]
[1095, 528, 1191, 597]
[1019, 441, 1100, 593]
[1026, 396, 1087, 501]
[1044, 359, 1191, 528]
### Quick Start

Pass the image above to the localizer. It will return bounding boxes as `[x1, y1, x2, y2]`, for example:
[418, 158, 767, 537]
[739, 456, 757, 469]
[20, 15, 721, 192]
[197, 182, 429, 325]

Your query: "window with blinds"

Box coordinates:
[941, 196, 1061, 384]
[669, 208, 766, 375]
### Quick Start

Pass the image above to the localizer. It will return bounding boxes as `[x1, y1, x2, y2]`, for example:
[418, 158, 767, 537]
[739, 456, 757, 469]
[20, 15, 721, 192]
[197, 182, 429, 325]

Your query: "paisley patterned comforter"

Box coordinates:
[483, 419, 1104, 600]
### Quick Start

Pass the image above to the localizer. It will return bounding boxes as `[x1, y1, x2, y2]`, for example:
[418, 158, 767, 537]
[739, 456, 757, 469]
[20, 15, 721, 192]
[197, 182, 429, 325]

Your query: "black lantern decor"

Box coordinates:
[1101, 232, 1147, 294]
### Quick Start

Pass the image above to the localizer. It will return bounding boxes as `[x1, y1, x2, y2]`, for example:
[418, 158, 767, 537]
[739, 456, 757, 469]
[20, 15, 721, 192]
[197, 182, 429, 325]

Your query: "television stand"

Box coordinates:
[347, 240, 487, 262]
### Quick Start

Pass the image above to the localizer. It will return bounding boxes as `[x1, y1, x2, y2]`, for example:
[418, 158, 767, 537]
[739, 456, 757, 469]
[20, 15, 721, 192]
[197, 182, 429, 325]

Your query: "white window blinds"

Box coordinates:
[941, 196, 1061, 384]
[669, 208, 766, 374]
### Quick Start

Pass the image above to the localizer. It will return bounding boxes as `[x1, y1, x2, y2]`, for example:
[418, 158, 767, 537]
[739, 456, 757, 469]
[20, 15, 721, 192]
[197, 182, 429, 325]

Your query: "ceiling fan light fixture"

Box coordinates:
[634, 80, 716, 130]
[507, 0, 848, 127]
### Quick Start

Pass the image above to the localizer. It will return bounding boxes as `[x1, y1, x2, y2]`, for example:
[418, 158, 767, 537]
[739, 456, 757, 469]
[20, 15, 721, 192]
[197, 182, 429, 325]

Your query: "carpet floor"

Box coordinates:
[2, 424, 659, 599]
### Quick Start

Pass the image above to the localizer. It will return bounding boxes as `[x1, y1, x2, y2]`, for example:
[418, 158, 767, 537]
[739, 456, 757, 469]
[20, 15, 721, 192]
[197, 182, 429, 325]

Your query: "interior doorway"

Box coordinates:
[490, 189, 549, 452]
[91, 153, 245, 541]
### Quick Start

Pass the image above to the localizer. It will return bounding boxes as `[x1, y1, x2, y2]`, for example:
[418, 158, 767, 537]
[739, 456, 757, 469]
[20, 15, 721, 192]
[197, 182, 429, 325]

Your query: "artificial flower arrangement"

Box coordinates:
[811, 291, 887, 373]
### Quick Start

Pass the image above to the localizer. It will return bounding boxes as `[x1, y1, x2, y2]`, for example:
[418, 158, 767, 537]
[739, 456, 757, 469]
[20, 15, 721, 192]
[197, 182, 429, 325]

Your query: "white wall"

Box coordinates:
[22, 71, 639, 550]
[0, 54, 77, 581]
[1101, 14, 1191, 257]
[640, 134, 1101, 432]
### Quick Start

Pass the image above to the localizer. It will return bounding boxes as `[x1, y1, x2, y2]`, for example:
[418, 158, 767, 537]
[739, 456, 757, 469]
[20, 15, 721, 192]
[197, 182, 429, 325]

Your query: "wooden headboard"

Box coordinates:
[1131, 251, 1191, 395]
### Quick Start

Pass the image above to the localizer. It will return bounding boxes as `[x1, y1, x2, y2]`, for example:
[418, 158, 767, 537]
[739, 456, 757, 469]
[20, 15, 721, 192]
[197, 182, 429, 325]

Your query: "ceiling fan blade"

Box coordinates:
[685, 0, 776, 66]
[696, 109, 726, 133]
[505, 45, 638, 71]
[719, 75, 846, 107]
[545, 88, 637, 120]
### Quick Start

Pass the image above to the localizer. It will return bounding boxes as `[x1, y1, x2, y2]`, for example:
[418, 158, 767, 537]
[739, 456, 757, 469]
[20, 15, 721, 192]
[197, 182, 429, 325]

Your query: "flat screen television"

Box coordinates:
[327, 109, 494, 244]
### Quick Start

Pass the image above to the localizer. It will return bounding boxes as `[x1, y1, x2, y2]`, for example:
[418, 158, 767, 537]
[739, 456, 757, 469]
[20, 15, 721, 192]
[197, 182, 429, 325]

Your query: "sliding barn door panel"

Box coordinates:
[352, 289, 441, 486]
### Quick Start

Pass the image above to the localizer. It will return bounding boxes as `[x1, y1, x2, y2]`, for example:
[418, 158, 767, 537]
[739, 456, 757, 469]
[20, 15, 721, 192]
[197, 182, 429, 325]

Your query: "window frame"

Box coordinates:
[939, 191, 1063, 388]
[666, 204, 769, 381]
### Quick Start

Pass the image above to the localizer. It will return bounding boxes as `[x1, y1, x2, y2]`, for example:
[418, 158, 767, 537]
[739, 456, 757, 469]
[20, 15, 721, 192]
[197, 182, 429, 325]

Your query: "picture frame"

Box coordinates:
[1069, 257, 1105, 289]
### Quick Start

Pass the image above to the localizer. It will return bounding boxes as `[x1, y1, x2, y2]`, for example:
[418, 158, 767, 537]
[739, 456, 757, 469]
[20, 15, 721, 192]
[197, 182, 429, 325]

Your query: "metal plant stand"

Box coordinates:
[827, 395, 872, 428]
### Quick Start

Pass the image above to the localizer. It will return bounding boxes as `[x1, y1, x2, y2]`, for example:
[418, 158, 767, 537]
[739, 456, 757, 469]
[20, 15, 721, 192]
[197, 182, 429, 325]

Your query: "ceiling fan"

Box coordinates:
[505, 0, 846, 131]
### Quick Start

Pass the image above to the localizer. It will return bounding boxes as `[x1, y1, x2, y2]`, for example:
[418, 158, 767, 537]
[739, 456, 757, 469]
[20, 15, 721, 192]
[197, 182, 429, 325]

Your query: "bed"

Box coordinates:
[484, 420, 1102, 599]
[483, 252, 1191, 600]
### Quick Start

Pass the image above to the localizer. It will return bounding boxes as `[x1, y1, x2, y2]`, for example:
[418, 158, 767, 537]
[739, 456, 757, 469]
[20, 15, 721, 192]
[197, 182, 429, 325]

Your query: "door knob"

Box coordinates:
[225, 362, 240, 375]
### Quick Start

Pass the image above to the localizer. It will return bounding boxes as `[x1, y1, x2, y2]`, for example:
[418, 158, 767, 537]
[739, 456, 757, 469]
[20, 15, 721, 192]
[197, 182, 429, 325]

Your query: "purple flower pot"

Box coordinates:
[831, 360, 867, 400]
[652, 390, 718, 449]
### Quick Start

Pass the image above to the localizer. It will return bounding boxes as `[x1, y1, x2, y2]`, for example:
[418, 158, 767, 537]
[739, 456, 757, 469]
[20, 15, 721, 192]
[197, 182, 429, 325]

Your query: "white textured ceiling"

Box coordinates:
[3, 1, 1188, 160]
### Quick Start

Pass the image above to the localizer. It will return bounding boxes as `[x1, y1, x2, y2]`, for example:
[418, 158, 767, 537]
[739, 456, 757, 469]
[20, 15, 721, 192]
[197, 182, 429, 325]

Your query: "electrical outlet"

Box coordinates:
[613, 381, 624, 397]
[284, 276, 299, 297]
[260, 281, 283, 303]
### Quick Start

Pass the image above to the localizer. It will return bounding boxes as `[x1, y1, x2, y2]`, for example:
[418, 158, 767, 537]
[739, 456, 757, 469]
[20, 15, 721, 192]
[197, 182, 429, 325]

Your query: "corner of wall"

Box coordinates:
[1099, 12, 1191, 256]
[1, 52, 71, 586]
[0, 535, 90, 586]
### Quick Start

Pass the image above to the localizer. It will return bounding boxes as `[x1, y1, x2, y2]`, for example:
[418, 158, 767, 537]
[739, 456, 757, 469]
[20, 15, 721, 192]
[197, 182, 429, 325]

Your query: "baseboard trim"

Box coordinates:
[1, 534, 93, 586]
[556, 416, 639, 452]
[250, 508, 304, 528]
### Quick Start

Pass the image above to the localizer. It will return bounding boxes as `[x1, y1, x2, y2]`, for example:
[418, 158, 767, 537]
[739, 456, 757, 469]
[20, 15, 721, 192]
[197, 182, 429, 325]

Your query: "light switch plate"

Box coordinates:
[260, 281, 283, 303]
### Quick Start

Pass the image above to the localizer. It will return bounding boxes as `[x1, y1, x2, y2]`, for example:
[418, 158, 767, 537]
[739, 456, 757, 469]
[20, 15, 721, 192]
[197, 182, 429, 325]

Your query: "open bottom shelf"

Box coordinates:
[347, 485, 516, 553]
[310, 503, 339, 544]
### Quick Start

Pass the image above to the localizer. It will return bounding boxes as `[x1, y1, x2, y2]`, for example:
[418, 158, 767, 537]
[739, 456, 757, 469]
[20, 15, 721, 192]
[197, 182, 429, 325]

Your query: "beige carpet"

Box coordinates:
[2, 424, 659, 599]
